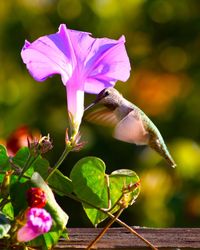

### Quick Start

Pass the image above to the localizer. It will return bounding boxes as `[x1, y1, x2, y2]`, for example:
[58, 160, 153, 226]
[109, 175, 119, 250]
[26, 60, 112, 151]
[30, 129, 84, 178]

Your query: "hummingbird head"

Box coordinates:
[95, 87, 120, 104]
[85, 87, 121, 111]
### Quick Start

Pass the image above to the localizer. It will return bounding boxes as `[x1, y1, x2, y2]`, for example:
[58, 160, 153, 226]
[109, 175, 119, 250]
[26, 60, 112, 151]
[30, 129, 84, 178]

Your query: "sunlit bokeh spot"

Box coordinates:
[172, 139, 200, 179]
[18, 0, 53, 13]
[159, 46, 189, 72]
[0, 1, 10, 21]
[148, 0, 174, 23]
[57, 0, 82, 20]
[88, 0, 145, 19]
[129, 70, 191, 116]
[140, 168, 175, 226]
[88, 0, 120, 18]
[129, 31, 152, 58]
[186, 194, 200, 218]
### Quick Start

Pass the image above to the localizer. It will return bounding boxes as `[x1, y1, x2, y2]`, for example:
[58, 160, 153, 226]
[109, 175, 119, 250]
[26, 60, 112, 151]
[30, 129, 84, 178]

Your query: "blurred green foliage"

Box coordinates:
[1, 0, 200, 228]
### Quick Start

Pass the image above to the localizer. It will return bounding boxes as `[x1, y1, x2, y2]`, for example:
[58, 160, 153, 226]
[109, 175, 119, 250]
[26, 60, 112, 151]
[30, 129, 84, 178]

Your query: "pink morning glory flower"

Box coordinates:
[17, 208, 52, 242]
[21, 24, 131, 136]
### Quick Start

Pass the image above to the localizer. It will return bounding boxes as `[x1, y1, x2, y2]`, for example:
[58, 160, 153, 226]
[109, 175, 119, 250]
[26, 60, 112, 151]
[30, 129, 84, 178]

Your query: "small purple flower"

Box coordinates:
[17, 208, 52, 242]
[21, 24, 131, 136]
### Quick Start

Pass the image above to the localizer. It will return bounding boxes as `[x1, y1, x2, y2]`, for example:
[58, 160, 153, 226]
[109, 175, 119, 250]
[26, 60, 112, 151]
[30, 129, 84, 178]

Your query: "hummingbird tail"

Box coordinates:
[149, 139, 176, 168]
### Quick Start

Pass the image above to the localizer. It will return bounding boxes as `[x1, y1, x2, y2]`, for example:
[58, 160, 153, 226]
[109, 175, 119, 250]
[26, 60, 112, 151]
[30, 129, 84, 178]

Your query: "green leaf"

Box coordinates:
[12, 148, 73, 196]
[30, 227, 68, 250]
[0, 212, 11, 239]
[2, 202, 14, 220]
[30, 172, 68, 249]
[12, 147, 35, 180]
[32, 157, 73, 195]
[10, 181, 30, 216]
[43, 231, 61, 249]
[31, 156, 49, 178]
[70, 157, 140, 226]
[12, 147, 30, 168]
[29, 231, 61, 250]
[0, 145, 9, 169]
[109, 169, 140, 207]
[70, 157, 107, 207]
[48, 170, 73, 196]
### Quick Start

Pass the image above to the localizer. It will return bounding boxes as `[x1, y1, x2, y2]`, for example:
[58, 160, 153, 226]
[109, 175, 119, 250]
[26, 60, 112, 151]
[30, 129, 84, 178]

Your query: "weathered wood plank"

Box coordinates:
[54, 227, 200, 249]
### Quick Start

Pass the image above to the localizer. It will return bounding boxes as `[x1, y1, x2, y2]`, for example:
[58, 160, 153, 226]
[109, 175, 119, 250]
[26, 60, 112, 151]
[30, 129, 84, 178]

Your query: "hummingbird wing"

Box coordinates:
[85, 107, 119, 127]
[114, 110, 149, 145]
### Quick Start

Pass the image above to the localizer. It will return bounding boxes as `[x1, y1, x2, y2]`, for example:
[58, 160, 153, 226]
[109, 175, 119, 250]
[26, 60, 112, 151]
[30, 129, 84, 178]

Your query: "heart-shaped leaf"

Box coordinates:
[110, 169, 140, 207]
[70, 157, 108, 206]
[70, 157, 140, 226]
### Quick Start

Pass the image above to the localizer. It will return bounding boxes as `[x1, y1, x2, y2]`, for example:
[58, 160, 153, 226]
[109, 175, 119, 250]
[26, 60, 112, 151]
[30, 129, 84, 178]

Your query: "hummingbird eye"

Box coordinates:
[104, 90, 110, 97]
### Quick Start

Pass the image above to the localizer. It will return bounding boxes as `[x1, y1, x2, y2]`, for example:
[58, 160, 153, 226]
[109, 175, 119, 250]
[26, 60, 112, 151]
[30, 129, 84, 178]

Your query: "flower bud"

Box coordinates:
[17, 207, 52, 242]
[26, 187, 47, 208]
[38, 135, 53, 154]
[28, 134, 53, 155]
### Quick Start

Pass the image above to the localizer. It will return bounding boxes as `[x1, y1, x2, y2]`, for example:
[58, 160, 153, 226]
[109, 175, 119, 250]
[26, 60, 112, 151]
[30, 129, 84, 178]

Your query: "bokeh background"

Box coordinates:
[1, 0, 200, 228]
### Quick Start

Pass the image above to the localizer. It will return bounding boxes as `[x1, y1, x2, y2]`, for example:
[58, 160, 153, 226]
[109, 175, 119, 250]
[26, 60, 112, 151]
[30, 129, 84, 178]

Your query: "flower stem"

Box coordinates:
[62, 193, 158, 250]
[17, 153, 32, 181]
[45, 144, 72, 181]
[86, 208, 124, 250]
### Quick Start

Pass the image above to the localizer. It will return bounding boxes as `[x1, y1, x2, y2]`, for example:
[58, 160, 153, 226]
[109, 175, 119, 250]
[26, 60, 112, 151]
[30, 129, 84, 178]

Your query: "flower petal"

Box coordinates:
[21, 24, 78, 84]
[66, 79, 84, 133]
[17, 224, 40, 242]
[84, 36, 131, 93]
[83, 77, 114, 94]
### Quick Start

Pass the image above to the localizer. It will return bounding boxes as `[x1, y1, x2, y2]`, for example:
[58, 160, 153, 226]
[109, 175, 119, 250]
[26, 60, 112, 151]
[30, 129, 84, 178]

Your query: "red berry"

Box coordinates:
[26, 187, 47, 208]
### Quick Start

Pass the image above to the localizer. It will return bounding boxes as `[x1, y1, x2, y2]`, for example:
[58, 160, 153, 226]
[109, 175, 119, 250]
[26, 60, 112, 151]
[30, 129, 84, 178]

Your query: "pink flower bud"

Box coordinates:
[17, 208, 52, 242]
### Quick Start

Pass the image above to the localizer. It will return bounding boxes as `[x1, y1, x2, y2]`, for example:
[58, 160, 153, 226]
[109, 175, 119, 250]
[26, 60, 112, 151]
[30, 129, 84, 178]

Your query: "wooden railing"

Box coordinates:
[53, 227, 200, 249]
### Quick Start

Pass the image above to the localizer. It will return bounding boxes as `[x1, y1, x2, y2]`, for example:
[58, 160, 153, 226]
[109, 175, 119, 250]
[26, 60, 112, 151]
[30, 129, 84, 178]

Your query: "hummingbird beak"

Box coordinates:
[85, 91, 103, 111]
[84, 101, 96, 112]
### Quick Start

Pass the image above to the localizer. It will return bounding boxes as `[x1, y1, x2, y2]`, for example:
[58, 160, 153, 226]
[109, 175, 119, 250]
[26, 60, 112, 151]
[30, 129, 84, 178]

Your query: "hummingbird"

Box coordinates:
[85, 87, 176, 168]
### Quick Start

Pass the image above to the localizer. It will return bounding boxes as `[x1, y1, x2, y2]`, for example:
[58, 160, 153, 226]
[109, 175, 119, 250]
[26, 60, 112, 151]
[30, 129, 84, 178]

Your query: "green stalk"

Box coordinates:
[17, 153, 32, 181]
[45, 144, 72, 181]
